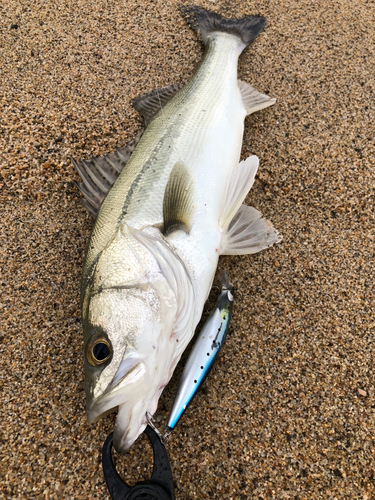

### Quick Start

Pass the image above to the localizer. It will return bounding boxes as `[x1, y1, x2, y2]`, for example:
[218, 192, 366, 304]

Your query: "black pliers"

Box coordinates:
[102, 425, 175, 500]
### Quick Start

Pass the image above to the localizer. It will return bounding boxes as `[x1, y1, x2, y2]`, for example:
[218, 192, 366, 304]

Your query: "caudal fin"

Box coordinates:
[180, 5, 265, 49]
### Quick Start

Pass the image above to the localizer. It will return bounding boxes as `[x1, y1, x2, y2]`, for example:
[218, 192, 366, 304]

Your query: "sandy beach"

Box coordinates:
[1, 0, 374, 498]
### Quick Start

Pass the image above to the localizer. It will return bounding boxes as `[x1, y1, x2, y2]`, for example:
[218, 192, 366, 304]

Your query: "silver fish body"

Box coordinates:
[77, 6, 280, 452]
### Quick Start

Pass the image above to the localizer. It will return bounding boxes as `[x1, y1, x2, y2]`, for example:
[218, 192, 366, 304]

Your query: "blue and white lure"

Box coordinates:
[165, 275, 234, 435]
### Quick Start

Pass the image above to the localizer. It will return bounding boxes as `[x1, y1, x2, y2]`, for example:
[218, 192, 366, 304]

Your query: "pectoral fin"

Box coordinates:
[220, 204, 282, 255]
[163, 162, 195, 235]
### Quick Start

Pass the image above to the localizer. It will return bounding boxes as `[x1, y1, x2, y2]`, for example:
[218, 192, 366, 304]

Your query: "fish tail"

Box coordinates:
[180, 5, 265, 50]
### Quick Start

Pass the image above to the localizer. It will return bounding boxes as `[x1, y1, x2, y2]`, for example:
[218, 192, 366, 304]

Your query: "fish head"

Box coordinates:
[84, 282, 176, 451]
[82, 224, 194, 452]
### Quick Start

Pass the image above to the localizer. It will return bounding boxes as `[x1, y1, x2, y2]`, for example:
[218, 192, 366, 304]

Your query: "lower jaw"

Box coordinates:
[112, 402, 148, 453]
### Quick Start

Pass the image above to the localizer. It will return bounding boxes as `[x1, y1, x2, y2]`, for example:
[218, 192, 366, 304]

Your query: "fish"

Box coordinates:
[73, 5, 281, 453]
[166, 272, 234, 434]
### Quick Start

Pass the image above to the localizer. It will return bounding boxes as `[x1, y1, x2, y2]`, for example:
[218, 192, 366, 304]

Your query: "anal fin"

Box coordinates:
[220, 205, 282, 255]
[238, 80, 276, 115]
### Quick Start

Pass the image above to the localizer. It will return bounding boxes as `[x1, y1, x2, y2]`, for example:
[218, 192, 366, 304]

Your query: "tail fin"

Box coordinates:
[180, 5, 266, 48]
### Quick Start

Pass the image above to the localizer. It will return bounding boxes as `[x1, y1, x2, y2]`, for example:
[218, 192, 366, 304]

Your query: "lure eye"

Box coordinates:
[87, 336, 112, 366]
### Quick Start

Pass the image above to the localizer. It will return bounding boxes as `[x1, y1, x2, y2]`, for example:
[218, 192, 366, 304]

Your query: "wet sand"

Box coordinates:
[1, 0, 374, 498]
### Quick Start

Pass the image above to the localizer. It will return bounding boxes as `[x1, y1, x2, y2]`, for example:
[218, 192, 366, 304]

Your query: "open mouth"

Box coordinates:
[87, 360, 146, 424]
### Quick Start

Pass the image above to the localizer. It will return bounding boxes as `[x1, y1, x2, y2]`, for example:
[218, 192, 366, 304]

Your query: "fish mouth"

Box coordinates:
[87, 360, 146, 424]
[88, 358, 157, 452]
[87, 356, 161, 452]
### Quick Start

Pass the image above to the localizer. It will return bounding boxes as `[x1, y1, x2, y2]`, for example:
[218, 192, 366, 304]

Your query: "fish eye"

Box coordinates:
[87, 336, 112, 366]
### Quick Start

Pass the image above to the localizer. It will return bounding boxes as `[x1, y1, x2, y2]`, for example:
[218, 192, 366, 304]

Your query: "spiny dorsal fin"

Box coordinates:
[163, 162, 195, 234]
[238, 80, 276, 115]
[132, 83, 183, 126]
[72, 128, 143, 218]
[220, 204, 282, 255]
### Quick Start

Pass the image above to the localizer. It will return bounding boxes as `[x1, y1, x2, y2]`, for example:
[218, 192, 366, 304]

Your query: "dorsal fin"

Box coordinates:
[163, 162, 195, 234]
[72, 128, 143, 218]
[132, 83, 183, 126]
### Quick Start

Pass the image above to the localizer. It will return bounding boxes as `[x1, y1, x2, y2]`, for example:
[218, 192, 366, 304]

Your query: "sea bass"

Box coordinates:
[73, 5, 281, 453]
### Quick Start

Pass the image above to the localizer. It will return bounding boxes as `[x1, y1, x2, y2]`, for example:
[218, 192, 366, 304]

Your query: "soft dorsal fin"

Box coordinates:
[220, 155, 259, 231]
[132, 83, 183, 126]
[238, 80, 276, 115]
[163, 162, 195, 234]
[72, 128, 143, 218]
[220, 204, 281, 255]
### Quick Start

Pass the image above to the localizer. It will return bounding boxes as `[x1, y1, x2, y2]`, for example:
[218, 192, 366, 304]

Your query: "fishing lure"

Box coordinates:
[165, 277, 234, 435]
